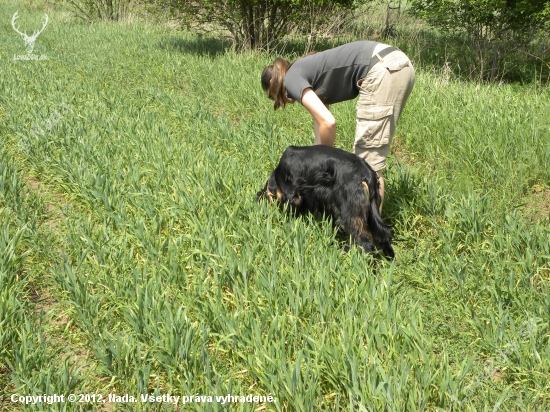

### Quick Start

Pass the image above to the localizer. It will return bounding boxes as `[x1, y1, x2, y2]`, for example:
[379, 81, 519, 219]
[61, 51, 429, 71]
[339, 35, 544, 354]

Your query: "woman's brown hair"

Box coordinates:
[261, 57, 291, 110]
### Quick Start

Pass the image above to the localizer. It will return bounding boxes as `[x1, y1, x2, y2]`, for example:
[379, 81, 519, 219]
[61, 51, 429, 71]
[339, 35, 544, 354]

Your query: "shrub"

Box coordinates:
[409, 0, 550, 81]
[153, 0, 361, 50]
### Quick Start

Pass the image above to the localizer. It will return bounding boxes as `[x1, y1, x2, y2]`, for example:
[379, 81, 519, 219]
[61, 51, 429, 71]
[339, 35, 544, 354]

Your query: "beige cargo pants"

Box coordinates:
[354, 49, 415, 172]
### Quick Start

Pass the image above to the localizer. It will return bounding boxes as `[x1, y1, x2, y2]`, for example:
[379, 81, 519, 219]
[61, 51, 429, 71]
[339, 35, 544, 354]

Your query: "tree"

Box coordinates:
[410, 0, 549, 34]
[409, 0, 550, 80]
[156, 0, 359, 50]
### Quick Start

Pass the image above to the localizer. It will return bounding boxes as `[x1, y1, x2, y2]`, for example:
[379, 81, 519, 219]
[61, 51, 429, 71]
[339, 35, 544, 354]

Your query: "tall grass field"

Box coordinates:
[1, 1, 550, 410]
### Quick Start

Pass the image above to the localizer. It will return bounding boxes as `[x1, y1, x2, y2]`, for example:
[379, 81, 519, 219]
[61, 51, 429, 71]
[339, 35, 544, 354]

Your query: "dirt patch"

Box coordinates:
[34, 287, 57, 315]
[391, 135, 416, 167]
[27, 177, 66, 231]
[22, 175, 98, 396]
[524, 184, 550, 221]
[34, 288, 91, 372]
[0, 367, 17, 411]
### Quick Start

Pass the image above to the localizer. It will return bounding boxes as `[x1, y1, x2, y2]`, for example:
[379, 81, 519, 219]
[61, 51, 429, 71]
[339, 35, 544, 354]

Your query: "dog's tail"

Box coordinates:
[362, 181, 395, 258]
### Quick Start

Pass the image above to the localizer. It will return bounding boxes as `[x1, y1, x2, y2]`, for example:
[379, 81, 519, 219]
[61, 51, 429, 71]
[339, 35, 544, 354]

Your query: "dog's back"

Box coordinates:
[278, 145, 373, 183]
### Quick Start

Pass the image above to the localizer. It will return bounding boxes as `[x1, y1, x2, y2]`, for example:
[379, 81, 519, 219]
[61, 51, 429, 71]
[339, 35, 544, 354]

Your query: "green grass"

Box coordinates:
[1, 1, 550, 410]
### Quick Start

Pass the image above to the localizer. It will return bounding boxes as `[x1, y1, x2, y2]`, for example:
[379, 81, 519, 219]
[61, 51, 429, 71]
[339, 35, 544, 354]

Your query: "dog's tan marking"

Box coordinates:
[276, 188, 283, 201]
[365, 228, 375, 243]
[294, 192, 302, 207]
[265, 190, 276, 201]
[360, 181, 377, 244]
[376, 173, 383, 213]
[363, 180, 382, 211]
[361, 181, 371, 210]
[352, 216, 367, 236]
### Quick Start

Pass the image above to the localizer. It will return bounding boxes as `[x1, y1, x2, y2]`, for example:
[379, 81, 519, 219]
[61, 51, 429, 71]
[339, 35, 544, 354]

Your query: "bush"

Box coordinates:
[409, 0, 550, 81]
[152, 0, 361, 50]
[59, 0, 139, 21]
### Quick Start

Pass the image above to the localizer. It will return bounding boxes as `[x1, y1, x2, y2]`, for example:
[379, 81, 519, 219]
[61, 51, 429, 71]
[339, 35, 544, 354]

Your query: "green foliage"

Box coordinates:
[153, 0, 359, 49]
[539, 1, 550, 29]
[410, 0, 550, 34]
[2, 3, 550, 410]
[409, 0, 550, 80]
[0, 154, 84, 411]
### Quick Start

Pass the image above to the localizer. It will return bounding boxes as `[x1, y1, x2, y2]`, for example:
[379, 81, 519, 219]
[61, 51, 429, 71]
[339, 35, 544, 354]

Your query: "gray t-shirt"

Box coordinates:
[285, 41, 379, 105]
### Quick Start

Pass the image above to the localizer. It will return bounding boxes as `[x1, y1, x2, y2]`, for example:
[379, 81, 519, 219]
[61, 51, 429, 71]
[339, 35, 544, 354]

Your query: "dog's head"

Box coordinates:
[256, 172, 280, 202]
[256, 170, 303, 210]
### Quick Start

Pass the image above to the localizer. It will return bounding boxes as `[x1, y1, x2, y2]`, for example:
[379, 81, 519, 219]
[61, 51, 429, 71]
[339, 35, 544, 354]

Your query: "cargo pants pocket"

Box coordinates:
[354, 105, 393, 148]
[384, 57, 410, 73]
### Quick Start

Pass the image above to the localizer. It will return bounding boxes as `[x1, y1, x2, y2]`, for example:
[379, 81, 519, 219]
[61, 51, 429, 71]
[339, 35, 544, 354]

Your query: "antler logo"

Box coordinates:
[12, 11, 49, 55]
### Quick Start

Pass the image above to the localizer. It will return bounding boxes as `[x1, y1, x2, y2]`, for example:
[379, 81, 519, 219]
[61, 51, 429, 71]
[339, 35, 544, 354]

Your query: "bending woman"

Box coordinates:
[261, 41, 415, 211]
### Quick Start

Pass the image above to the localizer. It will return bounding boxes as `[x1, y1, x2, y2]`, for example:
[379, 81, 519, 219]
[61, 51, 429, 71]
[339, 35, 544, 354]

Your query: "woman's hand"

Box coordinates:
[301, 88, 336, 146]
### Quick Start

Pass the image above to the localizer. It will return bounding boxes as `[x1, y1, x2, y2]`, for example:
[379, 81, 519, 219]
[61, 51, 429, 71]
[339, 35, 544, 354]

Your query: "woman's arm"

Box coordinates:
[301, 88, 336, 146]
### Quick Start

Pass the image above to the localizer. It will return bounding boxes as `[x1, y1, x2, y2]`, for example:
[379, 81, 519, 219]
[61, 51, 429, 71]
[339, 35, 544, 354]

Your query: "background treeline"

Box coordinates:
[48, 0, 550, 83]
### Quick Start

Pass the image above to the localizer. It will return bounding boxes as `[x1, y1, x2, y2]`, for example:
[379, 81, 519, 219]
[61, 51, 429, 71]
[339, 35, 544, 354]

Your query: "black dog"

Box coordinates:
[257, 145, 394, 258]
